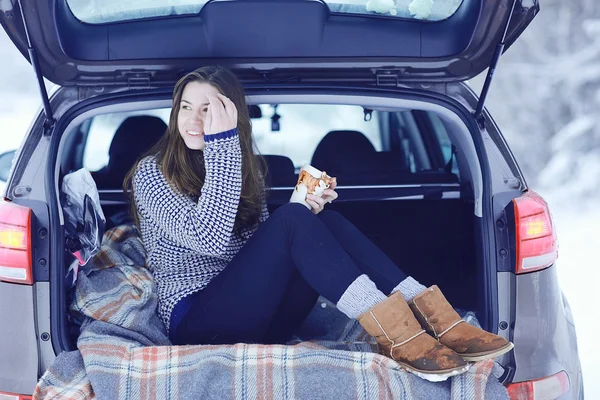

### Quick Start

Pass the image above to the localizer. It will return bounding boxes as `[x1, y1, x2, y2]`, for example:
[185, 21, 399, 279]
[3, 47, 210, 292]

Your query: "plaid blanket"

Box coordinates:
[34, 225, 509, 400]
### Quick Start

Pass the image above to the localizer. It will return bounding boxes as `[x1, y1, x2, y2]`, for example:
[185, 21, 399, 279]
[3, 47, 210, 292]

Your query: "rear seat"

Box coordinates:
[100, 126, 458, 226]
[93, 115, 167, 189]
[262, 154, 297, 187]
[311, 130, 376, 177]
[312, 129, 457, 185]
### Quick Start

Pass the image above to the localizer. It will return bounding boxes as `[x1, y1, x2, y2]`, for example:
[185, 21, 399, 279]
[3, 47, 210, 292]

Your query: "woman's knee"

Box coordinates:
[318, 209, 344, 225]
[271, 202, 313, 221]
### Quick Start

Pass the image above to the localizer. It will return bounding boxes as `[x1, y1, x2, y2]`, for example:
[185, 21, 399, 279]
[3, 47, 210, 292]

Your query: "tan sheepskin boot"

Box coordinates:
[358, 291, 469, 381]
[409, 286, 514, 362]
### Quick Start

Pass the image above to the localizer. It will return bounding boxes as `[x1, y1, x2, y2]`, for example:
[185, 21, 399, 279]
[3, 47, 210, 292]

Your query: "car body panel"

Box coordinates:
[0, 282, 39, 394]
[513, 265, 583, 398]
[35, 283, 55, 379]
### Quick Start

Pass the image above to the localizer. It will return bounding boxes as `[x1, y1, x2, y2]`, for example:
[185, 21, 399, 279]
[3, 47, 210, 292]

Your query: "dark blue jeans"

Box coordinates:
[170, 203, 407, 346]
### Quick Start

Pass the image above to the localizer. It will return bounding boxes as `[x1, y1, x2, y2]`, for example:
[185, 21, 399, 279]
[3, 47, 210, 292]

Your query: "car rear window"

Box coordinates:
[66, 0, 464, 24]
[77, 104, 459, 190]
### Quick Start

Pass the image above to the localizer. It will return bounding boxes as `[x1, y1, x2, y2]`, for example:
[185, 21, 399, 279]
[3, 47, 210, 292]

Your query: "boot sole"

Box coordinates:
[396, 361, 470, 382]
[460, 342, 514, 362]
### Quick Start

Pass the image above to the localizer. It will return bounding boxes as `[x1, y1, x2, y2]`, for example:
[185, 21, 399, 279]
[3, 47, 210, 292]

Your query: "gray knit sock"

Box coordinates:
[391, 276, 427, 301]
[336, 274, 388, 319]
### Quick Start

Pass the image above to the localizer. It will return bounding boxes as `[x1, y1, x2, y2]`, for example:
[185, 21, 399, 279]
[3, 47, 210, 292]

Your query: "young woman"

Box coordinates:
[125, 66, 513, 379]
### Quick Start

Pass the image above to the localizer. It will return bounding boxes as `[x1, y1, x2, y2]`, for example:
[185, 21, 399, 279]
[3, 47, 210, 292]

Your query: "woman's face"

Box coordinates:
[177, 81, 221, 150]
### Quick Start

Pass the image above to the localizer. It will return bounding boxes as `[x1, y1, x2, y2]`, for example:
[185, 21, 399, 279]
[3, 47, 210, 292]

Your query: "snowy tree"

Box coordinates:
[472, 0, 600, 207]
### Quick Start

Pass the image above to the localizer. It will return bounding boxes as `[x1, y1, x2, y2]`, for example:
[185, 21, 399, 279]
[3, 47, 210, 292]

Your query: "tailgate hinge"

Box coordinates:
[375, 69, 403, 87]
[16, 0, 55, 134]
[474, 0, 519, 126]
[126, 72, 152, 90]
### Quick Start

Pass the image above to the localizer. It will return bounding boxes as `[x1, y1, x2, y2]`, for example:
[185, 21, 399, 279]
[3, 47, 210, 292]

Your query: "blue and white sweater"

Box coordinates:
[132, 129, 269, 332]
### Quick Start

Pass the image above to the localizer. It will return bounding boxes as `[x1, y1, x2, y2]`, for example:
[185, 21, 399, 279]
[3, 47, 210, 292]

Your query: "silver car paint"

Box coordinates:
[0, 282, 39, 393]
[514, 266, 583, 398]
[36, 283, 56, 376]
[0, 87, 79, 394]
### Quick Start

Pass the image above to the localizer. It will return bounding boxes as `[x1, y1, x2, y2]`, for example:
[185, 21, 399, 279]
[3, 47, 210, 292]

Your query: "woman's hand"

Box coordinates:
[204, 93, 238, 135]
[306, 181, 338, 215]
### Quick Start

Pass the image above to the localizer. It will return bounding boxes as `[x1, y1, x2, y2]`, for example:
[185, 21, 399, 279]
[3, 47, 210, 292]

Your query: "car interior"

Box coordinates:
[59, 102, 478, 344]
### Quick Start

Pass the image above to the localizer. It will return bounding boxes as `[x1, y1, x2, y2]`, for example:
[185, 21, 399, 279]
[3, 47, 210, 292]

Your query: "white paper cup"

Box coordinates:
[290, 165, 333, 209]
[290, 183, 311, 209]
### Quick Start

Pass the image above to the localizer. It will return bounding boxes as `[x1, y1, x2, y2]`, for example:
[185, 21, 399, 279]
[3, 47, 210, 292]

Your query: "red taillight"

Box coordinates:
[0, 199, 33, 284]
[507, 371, 570, 400]
[0, 391, 32, 400]
[513, 191, 558, 274]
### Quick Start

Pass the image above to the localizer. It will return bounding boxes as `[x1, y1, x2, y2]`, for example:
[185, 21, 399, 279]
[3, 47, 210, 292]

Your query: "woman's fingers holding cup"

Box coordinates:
[305, 198, 322, 214]
[306, 194, 326, 214]
[322, 189, 338, 203]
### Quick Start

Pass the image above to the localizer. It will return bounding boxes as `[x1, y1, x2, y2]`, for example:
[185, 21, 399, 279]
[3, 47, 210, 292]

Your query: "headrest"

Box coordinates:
[262, 155, 296, 187]
[248, 105, 262, 119]
[311, 130, 376, 174]
[109, 116, 167, 160]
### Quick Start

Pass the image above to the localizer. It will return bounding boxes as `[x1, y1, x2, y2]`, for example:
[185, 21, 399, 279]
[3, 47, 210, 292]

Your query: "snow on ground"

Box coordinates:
[558, 214, 600, 398]
[536, 190, 600, 399]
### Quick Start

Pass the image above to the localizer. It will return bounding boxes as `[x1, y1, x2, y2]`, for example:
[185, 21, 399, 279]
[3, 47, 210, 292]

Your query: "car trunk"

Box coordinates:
[81, 198, 479, 352]
[324, 199, 478, 313]
[68, 196, 480, 349]
[274, 198, 479, 316]
[47, 84, 491, 354]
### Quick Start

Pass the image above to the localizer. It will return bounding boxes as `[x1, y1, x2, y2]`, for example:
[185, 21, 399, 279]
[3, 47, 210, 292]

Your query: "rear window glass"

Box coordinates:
[66, 0, 464, 24]
[77, 103, 459, 189]
[82, 105, 381, 171]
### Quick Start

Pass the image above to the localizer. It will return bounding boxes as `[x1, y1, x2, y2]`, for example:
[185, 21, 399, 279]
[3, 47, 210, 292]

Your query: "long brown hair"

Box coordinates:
[124, 66, 266, 234]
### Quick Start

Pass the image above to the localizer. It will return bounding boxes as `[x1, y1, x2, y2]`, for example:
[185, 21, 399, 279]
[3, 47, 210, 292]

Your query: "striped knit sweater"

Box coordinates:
[132, 128, 269, 332]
